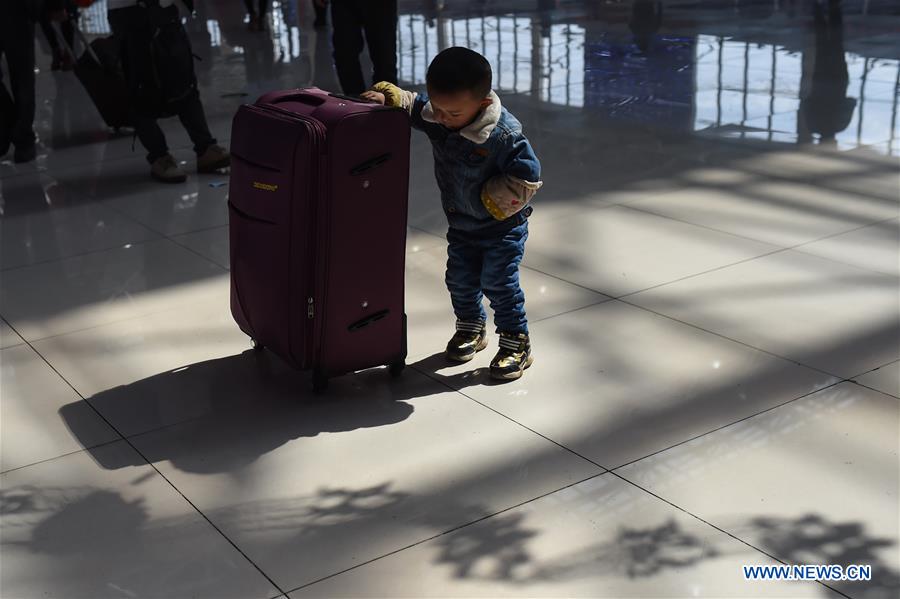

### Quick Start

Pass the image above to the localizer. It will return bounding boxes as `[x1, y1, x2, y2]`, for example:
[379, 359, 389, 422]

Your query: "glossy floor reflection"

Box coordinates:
[1, 0, 898, 597]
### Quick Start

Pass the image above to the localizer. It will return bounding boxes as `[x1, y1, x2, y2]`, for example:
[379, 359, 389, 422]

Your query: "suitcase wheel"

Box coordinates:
[312, 370, 329, 393]
[251, 338, 264, 351]
[389, 360, 405, 378]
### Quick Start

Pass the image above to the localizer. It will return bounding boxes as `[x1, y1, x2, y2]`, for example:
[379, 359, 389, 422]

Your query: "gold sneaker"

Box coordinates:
[446, 320, 488, 362]
[490, 332, 533, 380]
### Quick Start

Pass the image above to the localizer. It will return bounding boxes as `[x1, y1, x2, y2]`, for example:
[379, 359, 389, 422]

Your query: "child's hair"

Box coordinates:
[426, 47, 492, 100]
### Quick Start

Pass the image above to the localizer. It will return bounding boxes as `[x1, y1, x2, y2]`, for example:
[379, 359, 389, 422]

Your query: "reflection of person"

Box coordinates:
[212, 0, 279, 92]
[0, 0, 38, 163]
[243, 0, 270, 31]
[363, 48, 543, 381]
[318, 0, 397, 96]
[628, 0, 662, 53]
[798, 0, 856, 145]
[312, 0, 327, 28]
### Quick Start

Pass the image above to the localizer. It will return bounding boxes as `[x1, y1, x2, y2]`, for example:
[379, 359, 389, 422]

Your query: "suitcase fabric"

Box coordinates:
[228, 87, 411, 389]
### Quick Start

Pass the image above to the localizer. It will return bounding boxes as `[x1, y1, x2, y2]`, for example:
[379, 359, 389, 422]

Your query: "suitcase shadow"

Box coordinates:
[58, 350, 430, 475]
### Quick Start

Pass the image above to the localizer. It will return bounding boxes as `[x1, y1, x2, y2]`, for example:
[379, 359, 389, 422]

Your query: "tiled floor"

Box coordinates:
[1, 0, 898, 597]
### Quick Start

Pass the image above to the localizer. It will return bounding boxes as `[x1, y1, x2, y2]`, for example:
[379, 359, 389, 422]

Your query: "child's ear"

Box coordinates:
[479, 97, 493, 109]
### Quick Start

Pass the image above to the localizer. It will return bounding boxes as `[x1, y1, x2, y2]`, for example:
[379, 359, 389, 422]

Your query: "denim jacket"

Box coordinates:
[373, 83, 543, 233]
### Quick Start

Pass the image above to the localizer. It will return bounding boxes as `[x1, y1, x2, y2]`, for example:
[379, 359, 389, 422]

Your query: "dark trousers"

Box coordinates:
[445, 221, 529, 335]
[243, 0, 269, 18]
[0, 10, 36, 151]
[108, 5, 216, 163]
[330, 0, 397, 95]
[39, 16, 75, 54]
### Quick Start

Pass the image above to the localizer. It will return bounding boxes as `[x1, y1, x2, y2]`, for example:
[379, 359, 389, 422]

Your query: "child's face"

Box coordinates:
[427, 89, 492, 130]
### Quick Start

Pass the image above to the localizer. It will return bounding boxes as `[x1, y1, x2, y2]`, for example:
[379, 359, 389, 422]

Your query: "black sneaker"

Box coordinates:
[445, 320, 488, 362]
[490, 332, 533, 380]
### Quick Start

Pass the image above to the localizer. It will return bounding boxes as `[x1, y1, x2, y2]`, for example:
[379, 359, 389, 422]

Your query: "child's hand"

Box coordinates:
[360, 91, 386, 105]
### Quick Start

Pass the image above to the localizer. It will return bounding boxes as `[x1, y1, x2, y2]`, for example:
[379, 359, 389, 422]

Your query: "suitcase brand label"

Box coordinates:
[253, 182, 279, 192]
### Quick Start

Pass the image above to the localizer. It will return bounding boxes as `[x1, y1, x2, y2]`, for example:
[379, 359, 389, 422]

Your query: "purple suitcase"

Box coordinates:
[228, 87, 410, 391]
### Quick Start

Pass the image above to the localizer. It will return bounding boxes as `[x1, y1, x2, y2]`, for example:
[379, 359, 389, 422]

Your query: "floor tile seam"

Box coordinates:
[0, 149, 156, 182]
[5, 294, 229, 349]
[785, 247, 900, 279]
[521, 242, 787, 314]
[617, 201, 818, 250]
[612, 296, 854, 379]
[608, 378, 847, 473]
[406, 224, 446, 242]
[607, 471, 854, 599]
[847, 358, 900, 380]
[520, 196, 635, 229]
[784, 215, 900, 278]
[606, 215, 900, 299]
[785, 213, 900, 248]
[0, 438, 122, 477]
[519, 259, 617, 299]
[462, 251, 860, 383]
[165, 233, 231, 271]
[846, 380, 900, 402]
[409, 363, 612, 473]
[0, 234, 164, 274]
[96, 189, 232, 272]
[529, 297, 614, 324]
[169, 223, 231, 239]
[283, 470, 611, 595]
[9, 331, 289, 595]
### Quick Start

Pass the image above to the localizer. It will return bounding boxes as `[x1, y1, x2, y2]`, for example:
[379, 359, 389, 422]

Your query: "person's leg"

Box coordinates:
[362, 0, 398, 86]
[446, 227, 488, 324]
[330, 0, 366, 95]
[39, 15, 61, 54]
[60, 16, 75, 51]
[110, 8, 167, 161]
[312, 0, 327, 27]
[152, 13, 226, 171]
[0, 51, 13, 156]
[481, 221, 531, 379]
[445, 227, 488, 361]
[175, 90, 217, 157]
[4, 17, 37, 161]
[481, 222, 528, 336]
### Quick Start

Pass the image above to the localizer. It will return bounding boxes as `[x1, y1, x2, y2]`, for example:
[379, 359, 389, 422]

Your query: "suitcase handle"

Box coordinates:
[329, 92, 378, 104]
[269, 91, 326, 106]
[350, 153, 392, 176]
[348, 309, 390, 332]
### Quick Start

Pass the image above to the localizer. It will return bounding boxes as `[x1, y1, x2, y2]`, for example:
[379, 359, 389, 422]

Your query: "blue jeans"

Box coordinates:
[445, 221, 529, 335]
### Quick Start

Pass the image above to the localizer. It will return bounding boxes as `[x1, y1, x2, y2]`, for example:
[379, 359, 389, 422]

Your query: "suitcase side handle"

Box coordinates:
[348, 309, 390, 332]
[350, 153, 392, 176]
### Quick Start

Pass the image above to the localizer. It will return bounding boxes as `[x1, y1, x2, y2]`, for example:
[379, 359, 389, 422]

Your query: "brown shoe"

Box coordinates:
[151, 154, 187, 183]
[197, 144, 230, 173]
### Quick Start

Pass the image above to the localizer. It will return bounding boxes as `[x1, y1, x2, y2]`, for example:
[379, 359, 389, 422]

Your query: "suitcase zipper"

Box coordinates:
[249, 103, 327, 369]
